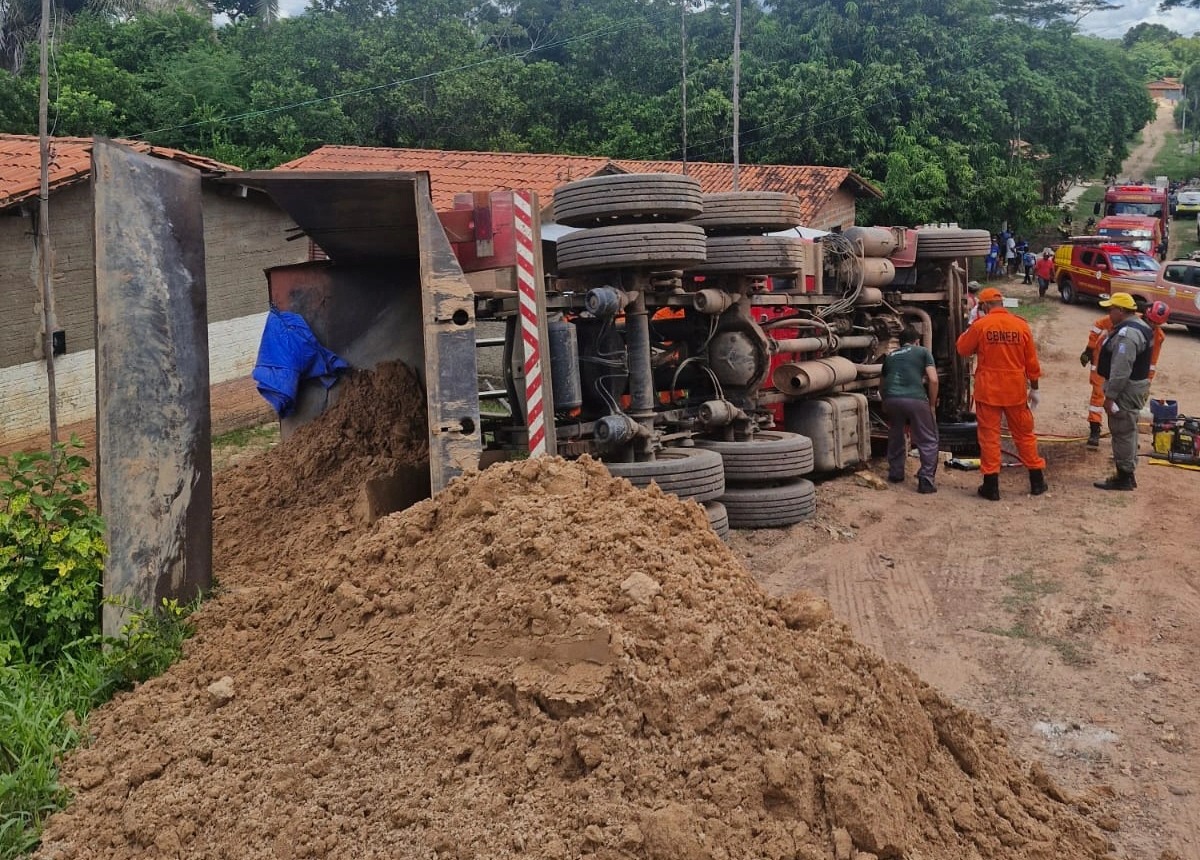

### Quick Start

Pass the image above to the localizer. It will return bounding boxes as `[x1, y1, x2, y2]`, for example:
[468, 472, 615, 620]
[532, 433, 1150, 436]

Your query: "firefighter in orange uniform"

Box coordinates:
[1080, 314, 1113, 447]
[1080, 301, 1167, 447]
[955, 287, 1047, 501]
[1143, 301, 1169, 380]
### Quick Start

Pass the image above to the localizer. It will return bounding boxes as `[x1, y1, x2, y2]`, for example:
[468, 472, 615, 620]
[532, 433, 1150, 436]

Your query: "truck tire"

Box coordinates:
[937, 420, 980, 457]
[914, 228, 991, 259]
[704, 501, 730, 540]
[689, 192, 805, 234]
[603, 447, 725, 503]
[694, 431, 814, 482]
[557, 223, 708, 273]
[552, 174, 704, 227]
[1058, 276, 1077, 305]
[719, 479, 816, 529]
[691, 235, 805, 274]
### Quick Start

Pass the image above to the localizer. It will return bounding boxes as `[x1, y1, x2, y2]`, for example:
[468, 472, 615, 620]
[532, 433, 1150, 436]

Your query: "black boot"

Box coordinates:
[1087, 424, 1101, 447]
[977, 473, 1000, 501]
[1029, 469, 1048, 496]
[1094, 469, 1135, 491]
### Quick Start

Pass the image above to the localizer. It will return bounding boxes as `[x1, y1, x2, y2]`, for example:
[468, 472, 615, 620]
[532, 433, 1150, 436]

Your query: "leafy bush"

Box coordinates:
[99, 597, 194, 695]
[0, 439, 202, 858]
[0, 599, 197, 860]
[0, 440, 106, 664]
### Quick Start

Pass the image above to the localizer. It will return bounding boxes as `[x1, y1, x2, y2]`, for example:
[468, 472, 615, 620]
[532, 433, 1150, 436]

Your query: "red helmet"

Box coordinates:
[1146, 300, 1170, 325]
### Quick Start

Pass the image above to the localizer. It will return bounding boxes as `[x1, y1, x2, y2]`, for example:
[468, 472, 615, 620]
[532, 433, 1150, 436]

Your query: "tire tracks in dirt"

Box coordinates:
[1119, 100, 1174, 182]
[737, 274, 1200, 858]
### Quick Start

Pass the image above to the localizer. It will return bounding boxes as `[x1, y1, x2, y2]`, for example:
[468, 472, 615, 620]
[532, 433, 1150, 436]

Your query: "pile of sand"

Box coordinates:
[36, 367, 1114, 860]
[210, 361, 429, 590]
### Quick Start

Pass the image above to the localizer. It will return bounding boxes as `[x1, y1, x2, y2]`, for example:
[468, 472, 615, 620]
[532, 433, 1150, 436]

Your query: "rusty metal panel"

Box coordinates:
[266, 261, 427, 436]
[233, 170, 482, 492]
[223, 170, 425, 263]
[92, 138, 212, 637]
[415, 174, 482, 490]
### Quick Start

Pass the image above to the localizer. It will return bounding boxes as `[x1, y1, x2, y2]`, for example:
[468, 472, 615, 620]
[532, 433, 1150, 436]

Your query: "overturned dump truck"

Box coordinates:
[232, 170, 987, 536]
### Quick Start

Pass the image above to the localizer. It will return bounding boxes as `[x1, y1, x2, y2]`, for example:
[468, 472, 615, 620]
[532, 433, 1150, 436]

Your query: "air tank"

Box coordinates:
[843, 226, 897, 257]
[854, 287, 885, 305]
[859, 258, 896, 287]
[548, 318, 582, 411]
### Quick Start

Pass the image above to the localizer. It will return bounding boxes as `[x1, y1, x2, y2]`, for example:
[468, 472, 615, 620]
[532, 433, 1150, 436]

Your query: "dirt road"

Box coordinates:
[1121, 100, 1174, 183]
[736, 278, 1200, 859]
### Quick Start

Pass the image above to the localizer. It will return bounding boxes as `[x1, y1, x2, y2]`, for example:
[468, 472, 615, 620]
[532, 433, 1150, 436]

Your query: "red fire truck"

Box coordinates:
[1095, 214, 1165, 260]
[1094, 184, 1169, 259]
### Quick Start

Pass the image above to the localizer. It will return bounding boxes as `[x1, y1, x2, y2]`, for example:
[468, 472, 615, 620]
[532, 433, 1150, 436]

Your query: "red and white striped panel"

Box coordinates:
[513, 191, 547, 456]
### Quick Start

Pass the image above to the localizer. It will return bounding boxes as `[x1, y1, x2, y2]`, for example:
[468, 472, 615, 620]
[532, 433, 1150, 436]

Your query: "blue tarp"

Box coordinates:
[252, 308, 349, 417]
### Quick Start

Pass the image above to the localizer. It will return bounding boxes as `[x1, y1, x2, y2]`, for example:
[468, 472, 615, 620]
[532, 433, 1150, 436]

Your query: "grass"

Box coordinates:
[1074, 183, 1106, 214]
[1000, 569, 1061, 611]
[1080, 547, 1119, 580]
[212, 424, 279, 450]
[1009, 299, 1058, 324]
[1170, 215, 1200, 260]
[479, 398, 511, 416]
[984, 569, 1091, 666]
[0, 604, 195, 859]
[0, 656, 102, 857]
[1150, 127, 1200, 183]
[212, 423, 280, 471]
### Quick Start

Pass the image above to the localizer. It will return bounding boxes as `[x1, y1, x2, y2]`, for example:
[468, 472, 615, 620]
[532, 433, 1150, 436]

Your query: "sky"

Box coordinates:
[1078, 2, 1200, 39]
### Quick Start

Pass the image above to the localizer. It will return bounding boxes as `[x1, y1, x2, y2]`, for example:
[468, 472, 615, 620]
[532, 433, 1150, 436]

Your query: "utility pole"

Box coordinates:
[38, 0, 59, 446]
[1181, 85, 1187, 139]
[731, 0, 741, 190]
[1185, 89, 1195, 158]
[680, 0, 688, 173]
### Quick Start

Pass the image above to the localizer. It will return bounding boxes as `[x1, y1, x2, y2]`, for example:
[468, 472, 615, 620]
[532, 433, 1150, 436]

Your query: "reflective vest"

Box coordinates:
[1097, 317, 1152, 382]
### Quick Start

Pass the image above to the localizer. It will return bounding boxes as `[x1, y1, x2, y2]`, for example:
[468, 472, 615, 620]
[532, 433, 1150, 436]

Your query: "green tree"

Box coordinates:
[0, 0, 1156, 230]
[1122, 22, 1179, 48]
[0, 0, 145, 74]
[212, 0, 279, 24]
[0, 63, 35, 128]
[1128, 39, 1182, 80]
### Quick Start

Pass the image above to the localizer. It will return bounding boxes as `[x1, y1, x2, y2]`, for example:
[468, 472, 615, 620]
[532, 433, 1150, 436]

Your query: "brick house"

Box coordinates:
[1148, 78, 1184, 103]
[0, 134, 307, 445]
[277, 147, 881, 232]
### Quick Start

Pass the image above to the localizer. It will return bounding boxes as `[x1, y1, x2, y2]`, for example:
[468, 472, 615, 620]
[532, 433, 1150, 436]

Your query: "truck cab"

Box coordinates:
[1095, 215, 1166, 260]
[1095, 184, 1169, 257]
[1154, 261, 1200, 333]
[1052, 240, 1159, 305]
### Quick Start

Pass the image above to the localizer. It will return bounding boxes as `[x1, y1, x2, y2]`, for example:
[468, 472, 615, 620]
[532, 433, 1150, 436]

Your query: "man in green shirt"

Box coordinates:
[882, 325, 940, 494]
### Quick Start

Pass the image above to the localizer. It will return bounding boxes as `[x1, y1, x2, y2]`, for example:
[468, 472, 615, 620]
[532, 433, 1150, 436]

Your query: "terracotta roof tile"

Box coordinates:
[276, 147, 880, 224]
[0, 134, 241, 211]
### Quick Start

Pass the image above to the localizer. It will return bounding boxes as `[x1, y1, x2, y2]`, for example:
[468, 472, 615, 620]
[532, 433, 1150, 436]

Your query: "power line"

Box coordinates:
[667, 31, 1000, 164]
[130, 10, 675, 140]
[127, 2, 1151, 183]
[674, 19, 1146, 167]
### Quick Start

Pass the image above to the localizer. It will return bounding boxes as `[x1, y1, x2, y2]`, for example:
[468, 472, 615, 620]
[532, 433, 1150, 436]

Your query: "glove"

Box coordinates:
[1079, 348, 1091, 368]
[1028, 390, 1041, 411]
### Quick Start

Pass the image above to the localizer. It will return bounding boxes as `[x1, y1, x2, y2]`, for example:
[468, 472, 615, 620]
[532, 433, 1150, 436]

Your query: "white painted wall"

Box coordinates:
[0, 312, 267, 446]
